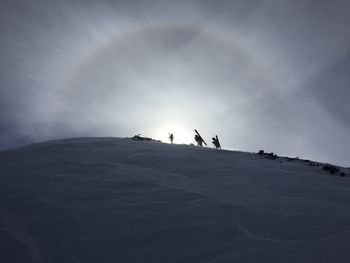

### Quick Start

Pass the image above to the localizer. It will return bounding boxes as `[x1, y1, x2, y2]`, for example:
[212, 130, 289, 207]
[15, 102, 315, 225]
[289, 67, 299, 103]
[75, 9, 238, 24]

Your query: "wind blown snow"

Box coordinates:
[0, 137, 350, 262]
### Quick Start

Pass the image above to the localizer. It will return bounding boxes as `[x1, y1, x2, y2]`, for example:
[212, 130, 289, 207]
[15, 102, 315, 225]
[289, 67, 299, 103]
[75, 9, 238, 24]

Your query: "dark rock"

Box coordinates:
[323, 165, 339, 175]
[130, 135, 160, 142]
[258, 150, 277, 160]
[266, 152, 278, 160]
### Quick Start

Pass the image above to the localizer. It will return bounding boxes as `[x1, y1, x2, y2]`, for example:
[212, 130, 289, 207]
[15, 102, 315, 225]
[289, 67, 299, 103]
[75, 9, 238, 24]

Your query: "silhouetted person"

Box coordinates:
[212, 135, 221, 149]
[194, 134, 202, 146]
[194, 129, 207, 146]
[169, 133, 174, 144]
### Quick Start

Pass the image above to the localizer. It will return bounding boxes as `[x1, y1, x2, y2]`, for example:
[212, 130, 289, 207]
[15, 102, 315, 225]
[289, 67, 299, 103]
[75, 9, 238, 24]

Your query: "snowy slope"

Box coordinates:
[0, 137, 350, 263]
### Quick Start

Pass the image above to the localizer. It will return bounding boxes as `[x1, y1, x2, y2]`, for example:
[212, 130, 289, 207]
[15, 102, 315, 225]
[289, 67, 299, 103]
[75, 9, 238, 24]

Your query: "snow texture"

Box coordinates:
[0, 137, 350, 263]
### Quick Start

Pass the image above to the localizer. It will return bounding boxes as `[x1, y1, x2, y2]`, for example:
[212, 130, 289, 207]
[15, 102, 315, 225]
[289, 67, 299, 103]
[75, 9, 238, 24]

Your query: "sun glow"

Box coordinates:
[155, 124, 193, 144]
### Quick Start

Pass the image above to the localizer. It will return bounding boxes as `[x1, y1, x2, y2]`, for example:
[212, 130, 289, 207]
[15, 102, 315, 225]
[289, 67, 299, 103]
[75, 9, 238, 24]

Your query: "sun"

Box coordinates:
[155, 123, 193, 144]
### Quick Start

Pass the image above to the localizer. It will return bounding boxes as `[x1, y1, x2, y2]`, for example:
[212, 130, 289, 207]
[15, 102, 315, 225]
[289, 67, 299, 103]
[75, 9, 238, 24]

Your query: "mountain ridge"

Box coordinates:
[0, 137, 350, 262]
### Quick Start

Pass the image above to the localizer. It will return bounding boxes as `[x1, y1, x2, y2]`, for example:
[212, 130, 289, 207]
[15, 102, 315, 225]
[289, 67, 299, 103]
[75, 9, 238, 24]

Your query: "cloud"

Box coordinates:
[308, 52, 350, 129]
[0, 0, 349, 166]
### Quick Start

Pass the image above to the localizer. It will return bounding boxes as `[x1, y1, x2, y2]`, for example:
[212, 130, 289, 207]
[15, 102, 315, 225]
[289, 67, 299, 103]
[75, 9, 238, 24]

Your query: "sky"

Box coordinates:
[0, 0, 349, 166]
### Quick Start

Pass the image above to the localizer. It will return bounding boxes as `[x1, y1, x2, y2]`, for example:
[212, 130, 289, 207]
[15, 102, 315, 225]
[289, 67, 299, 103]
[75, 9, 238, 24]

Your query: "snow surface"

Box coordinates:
[0, 137, 350, 263]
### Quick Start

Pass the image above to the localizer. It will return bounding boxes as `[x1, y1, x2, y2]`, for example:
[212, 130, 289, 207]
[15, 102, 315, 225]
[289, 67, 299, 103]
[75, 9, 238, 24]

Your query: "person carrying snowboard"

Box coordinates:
[194, 129, 207, 147]
[194, 134, 202, 146]
[212, 135, 221, 149]
[169, 133, 174, 144]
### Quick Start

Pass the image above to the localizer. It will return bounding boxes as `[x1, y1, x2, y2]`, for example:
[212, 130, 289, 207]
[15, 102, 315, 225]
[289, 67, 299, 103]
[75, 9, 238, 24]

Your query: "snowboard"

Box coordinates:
[215, 135, 221, 149]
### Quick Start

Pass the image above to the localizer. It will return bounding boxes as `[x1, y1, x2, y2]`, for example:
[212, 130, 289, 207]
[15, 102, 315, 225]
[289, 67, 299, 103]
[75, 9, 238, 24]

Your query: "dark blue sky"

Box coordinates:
[1, 0, 350, 166]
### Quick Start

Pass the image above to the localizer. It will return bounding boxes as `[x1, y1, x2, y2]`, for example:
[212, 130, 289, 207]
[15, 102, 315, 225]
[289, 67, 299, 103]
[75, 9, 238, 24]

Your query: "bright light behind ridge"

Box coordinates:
[155, 124, 193, 144]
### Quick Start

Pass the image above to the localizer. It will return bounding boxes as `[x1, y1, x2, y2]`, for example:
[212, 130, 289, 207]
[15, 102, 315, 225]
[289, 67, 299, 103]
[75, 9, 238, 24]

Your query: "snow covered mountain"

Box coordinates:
[0, 137, 349, 263]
